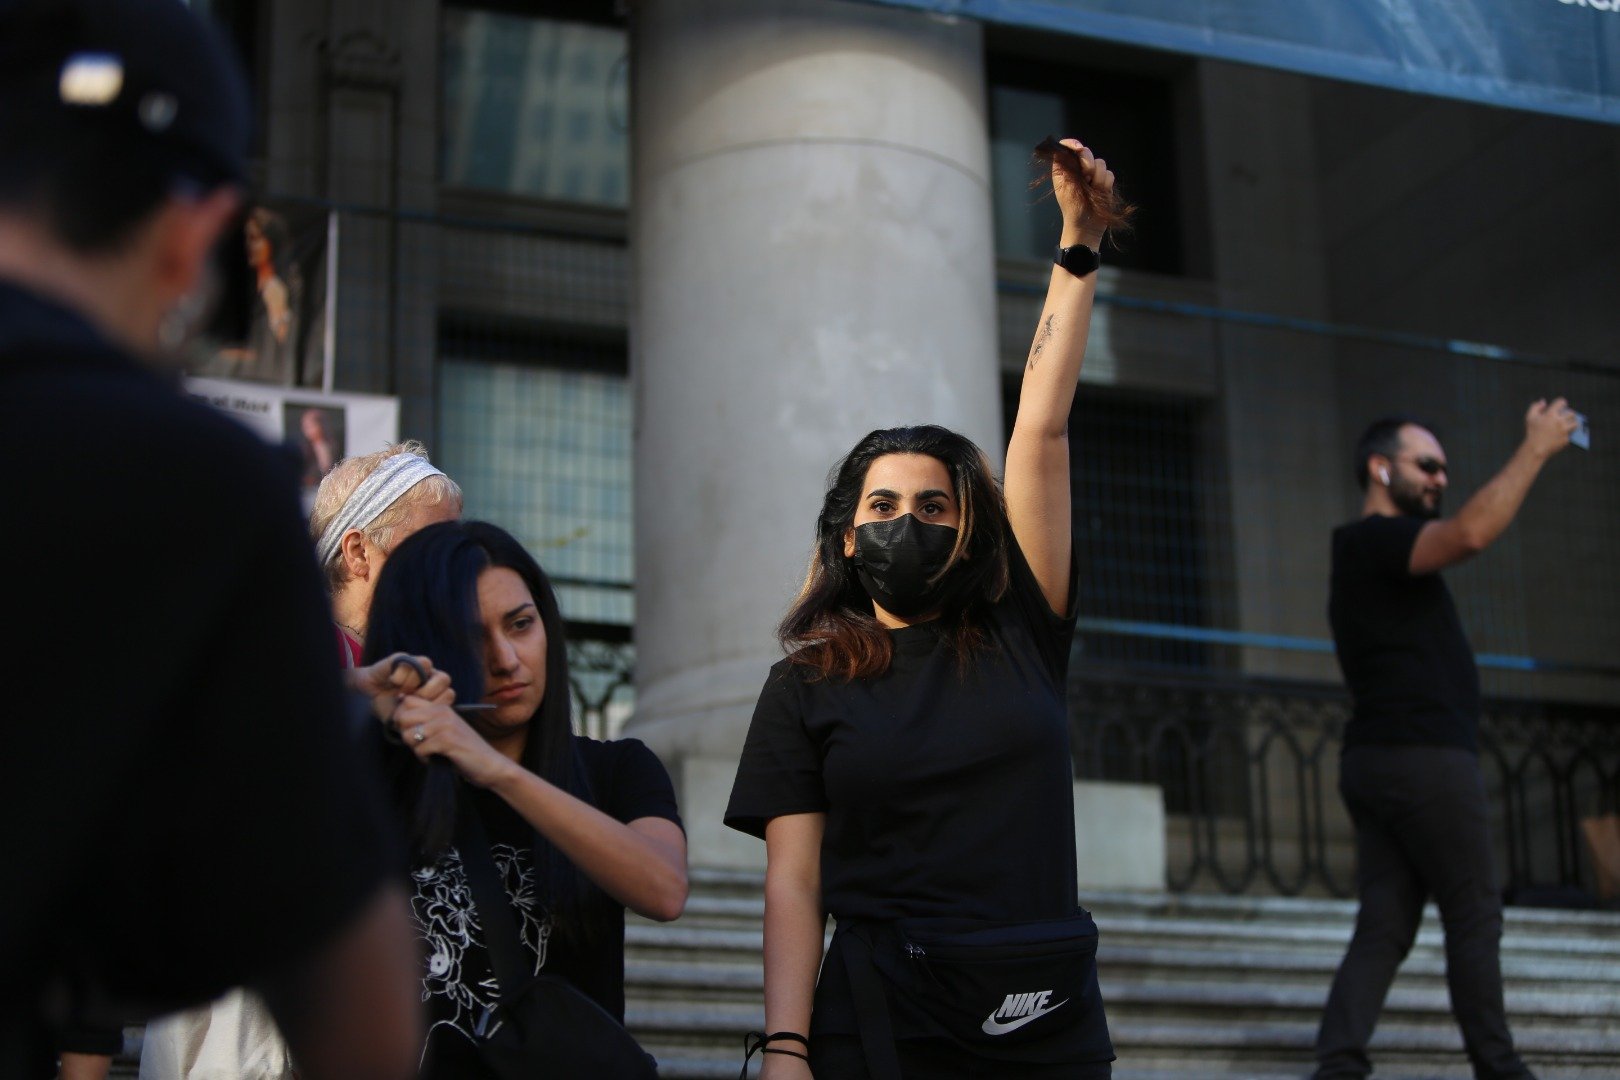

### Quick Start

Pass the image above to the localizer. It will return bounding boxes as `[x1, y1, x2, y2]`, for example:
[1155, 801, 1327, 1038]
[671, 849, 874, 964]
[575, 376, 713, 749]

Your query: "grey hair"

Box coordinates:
[309, 440, 463, 591]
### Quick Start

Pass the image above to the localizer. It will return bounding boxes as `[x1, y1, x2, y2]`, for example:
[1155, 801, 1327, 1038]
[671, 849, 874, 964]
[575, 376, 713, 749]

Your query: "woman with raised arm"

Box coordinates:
[725, 139, 1126, 1079]
[365, 520, 688, 1078]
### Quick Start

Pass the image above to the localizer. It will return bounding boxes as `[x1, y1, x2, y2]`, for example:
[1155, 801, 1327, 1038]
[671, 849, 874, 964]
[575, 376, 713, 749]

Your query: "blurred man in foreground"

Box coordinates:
[0, 1, 420, 1076]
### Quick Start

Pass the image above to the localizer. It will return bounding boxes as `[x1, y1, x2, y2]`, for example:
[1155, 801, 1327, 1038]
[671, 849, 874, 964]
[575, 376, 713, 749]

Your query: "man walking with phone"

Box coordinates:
[1313, 401, 1581, 1079]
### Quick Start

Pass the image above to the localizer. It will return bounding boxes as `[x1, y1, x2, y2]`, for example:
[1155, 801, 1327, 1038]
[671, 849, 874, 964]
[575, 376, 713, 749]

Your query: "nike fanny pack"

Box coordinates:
[838, 910, 1116, 1075]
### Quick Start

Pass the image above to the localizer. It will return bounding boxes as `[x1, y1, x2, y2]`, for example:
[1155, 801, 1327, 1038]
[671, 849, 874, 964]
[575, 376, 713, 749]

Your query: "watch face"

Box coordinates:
[1054, 244, 1100, 276]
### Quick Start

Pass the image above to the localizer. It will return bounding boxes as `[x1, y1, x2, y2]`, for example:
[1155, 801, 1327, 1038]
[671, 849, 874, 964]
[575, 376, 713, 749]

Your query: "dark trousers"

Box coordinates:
[1313, 745, 1534, 1080]
[810, 1035, 1110, 1079]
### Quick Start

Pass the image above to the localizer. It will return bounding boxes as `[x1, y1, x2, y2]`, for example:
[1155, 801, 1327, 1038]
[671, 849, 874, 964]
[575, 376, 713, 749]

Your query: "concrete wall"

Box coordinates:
[1195, 64, 1345, 685]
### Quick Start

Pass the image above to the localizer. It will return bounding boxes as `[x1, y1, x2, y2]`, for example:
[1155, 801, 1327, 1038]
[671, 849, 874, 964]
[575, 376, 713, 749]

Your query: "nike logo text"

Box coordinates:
[981, 990, 1068, 1035]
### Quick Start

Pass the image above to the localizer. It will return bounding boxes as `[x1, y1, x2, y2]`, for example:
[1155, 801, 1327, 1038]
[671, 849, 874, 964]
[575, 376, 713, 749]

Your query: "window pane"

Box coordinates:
[1005, 377, 1229, 670]
[988, 51, 1195, 276]
[441, 10, 629, 206]
[991, 86, 1067, 263]
[437, 356, 634, 628]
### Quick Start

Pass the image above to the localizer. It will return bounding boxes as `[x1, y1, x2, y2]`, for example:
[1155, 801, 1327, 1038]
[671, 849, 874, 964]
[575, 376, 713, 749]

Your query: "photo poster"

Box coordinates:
[185, 378, 399, 510]
[189, 199, 338, 392]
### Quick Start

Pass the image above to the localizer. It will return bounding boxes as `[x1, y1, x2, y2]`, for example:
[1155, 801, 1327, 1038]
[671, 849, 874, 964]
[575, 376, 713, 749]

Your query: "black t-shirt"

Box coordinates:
[416, 736, 680, 1068]
[725, 536, 1081, 925]
[1330, 513, 1481, 752]
[0, 282, 399, 1070]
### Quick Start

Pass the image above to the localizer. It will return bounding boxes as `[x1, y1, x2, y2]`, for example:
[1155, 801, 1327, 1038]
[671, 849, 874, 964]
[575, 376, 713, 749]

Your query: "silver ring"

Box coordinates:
[413, 729, 425, 744]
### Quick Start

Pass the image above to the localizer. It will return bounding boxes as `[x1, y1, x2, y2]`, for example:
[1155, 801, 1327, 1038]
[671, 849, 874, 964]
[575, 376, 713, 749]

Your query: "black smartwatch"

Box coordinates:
[1053, 242, 1101, 278]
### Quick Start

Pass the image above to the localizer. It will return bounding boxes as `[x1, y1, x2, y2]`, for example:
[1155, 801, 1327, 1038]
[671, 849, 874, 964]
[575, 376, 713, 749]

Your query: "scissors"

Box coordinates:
[387, 655, 497, 724]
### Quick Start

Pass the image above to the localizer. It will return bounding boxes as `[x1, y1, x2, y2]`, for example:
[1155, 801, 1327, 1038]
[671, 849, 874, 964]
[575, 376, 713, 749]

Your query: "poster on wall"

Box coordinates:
[186, 378, 399, 506]
[187, 200, 338, 391]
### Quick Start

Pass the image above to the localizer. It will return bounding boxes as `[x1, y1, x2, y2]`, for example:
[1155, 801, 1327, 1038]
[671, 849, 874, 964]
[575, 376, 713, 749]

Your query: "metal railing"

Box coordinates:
[566, 635, 635, 742]
[1069, 666, 1620, 901]
[1485, 700, 1620, 900]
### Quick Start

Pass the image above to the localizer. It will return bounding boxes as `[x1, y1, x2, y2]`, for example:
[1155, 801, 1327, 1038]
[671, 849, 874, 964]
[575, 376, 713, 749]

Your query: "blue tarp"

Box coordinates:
[865, 0, 1620, 125]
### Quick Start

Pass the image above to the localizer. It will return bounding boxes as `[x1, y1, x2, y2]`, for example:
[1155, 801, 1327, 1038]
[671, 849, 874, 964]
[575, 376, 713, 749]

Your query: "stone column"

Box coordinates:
[627, 0, 1000, 866]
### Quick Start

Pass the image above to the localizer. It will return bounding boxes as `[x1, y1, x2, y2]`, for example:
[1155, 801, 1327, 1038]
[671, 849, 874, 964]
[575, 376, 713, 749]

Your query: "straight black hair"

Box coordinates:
[364, 520, 601, 938]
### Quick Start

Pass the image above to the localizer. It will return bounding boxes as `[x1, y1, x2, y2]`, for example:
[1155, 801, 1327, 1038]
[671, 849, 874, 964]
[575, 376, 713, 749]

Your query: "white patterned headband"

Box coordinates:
[314, 453, 447, 566]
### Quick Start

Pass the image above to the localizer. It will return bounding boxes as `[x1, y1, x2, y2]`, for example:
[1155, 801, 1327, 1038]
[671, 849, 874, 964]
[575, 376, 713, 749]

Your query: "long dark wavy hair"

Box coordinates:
[780, 425, 1011, 680]
[363, 520, 601, 936]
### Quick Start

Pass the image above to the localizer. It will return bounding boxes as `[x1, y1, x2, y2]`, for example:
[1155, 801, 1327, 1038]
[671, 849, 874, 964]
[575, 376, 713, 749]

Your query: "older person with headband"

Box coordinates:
[138, 444, 462, 1080]
[311, 441, 463, 663]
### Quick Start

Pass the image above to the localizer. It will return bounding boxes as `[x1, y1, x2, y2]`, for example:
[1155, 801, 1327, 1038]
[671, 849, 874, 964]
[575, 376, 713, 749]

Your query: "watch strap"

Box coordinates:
[1053, 242, 1101, 278]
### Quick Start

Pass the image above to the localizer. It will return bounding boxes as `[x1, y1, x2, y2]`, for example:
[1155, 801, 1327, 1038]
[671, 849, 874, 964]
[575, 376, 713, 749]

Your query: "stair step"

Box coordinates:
[1100, 980, 1619, 1021]
[656, 1055, 1620, 1080]
[624, 965, 1620, 1024]
[641, 870, 1620, 1077]
[107, 869, 1620, 1076]
[644, 1028, 1620, 1080]
[685, 869, 1620, 929]
[1107, 1017, 1620, 1057]
[1099, 941, 1620, 986]
[628, 1008, 1620, 1050]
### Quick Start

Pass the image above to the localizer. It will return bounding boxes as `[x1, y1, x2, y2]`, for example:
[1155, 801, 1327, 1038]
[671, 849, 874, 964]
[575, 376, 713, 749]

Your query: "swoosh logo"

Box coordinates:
[981, 998, 1068, 1036]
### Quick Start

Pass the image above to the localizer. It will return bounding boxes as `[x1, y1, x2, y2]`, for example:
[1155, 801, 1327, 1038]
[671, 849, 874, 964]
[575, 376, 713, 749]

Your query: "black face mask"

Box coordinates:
[851, 514, 961, 617]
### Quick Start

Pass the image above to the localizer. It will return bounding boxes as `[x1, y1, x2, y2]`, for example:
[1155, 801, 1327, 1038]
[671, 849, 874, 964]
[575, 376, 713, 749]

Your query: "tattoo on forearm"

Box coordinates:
[1027, 314, 1057, 370]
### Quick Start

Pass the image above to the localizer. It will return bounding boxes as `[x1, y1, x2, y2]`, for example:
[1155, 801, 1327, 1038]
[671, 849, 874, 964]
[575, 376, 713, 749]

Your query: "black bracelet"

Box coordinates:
[741, 1031, 810, 1077]
[764, 1032, 809, 1048]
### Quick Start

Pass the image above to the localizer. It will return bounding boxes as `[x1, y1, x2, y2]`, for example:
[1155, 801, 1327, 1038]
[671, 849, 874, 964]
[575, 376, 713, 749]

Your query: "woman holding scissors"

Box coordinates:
[365, 520, 688, 1077]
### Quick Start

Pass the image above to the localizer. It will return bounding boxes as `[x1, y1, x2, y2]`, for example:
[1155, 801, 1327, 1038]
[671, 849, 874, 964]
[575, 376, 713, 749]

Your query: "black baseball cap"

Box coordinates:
[0, 0, 252, 189]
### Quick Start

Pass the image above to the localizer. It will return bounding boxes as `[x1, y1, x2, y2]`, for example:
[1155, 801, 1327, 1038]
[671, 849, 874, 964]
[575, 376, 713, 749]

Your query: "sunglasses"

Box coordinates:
[1400, 456, 1448, 476]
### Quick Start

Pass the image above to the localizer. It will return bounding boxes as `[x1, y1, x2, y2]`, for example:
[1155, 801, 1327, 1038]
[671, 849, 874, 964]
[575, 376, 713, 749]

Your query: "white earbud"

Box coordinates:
[1378, 467, 1390, 485]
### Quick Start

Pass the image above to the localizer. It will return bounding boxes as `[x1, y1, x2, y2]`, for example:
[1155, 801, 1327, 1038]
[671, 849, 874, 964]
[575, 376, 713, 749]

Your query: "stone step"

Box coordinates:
[687, 868, 1620, 921]
[1080, 887, 1620, 934]
[673, 872, 1620, 944]
[657, 1058, 1620, 1080]
[624, 965, 1620, 1032]
[634, 1012, 1620, 1079]
[1107, 1017, 1620, 1059]
[1109, 1067, 1620, 1080]
[107, 871, 1620, 1077]
[634, 871, 1620, 1078]
[651, 1053, 1620, 1080]
[624, 919, 1620, 990]
[1100, 983, 1620, 1028]
[1096, 913, 1620, 958]
[1096, 942, 1620, 994]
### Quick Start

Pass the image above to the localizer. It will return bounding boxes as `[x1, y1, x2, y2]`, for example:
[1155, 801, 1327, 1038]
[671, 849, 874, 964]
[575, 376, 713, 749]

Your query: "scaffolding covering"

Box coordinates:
[868, 0, 1620, 125]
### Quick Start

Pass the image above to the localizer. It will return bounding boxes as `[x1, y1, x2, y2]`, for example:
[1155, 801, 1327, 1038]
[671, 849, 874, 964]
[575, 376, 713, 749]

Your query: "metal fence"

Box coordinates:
[1071, 666, 1620, 901]
[566, 635, 635, 742]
